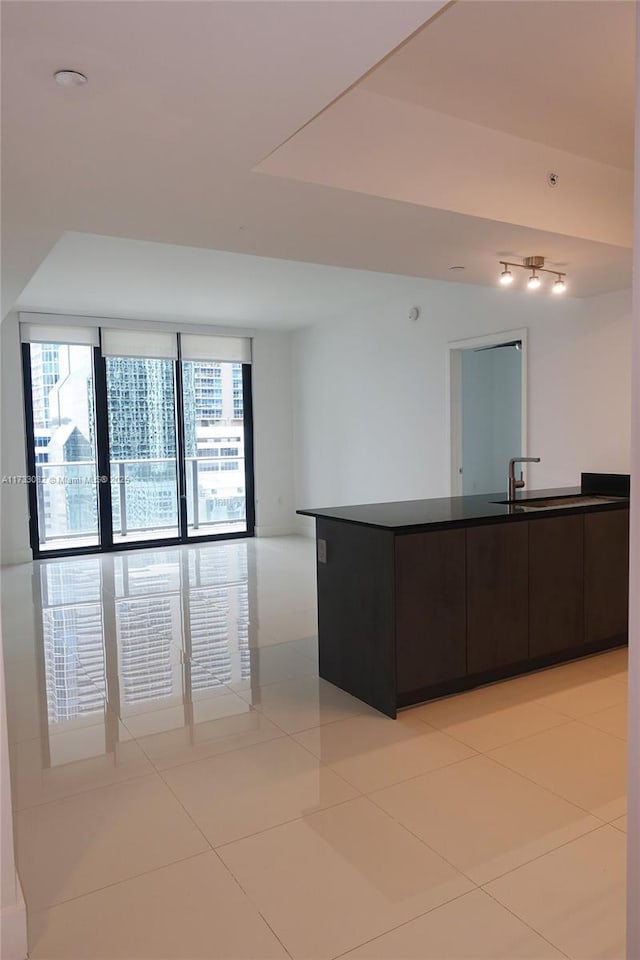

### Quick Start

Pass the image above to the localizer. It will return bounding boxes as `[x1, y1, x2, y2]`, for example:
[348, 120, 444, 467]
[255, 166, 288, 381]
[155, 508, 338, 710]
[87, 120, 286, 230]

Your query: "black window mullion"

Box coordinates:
[242, 363, 255, 536]
[93, 342, 114, 549]
[21, 343, 41, 558]
[175, 336, 189, 540]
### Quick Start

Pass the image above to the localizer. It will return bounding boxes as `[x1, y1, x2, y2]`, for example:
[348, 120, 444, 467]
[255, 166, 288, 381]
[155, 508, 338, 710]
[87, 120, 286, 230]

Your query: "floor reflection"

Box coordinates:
[35, 544, 254, 767]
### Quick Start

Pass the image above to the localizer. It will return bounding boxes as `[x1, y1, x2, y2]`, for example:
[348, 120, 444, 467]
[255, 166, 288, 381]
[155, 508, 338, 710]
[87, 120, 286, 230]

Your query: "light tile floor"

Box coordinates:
[0, 536, 629, 960]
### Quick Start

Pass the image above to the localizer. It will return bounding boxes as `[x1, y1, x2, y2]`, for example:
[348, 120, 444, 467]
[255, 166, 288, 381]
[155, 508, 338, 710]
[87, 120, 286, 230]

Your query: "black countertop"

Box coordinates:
[297, 486, 630, 533]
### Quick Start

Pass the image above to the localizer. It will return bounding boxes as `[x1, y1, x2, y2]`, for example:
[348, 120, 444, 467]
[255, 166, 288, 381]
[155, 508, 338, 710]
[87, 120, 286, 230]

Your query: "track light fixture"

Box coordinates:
[498, 256, 567, 294]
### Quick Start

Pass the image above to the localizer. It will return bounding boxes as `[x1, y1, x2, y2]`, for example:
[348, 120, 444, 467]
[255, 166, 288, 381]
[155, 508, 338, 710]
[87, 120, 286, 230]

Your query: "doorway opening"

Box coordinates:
[449, 329, 528, 497]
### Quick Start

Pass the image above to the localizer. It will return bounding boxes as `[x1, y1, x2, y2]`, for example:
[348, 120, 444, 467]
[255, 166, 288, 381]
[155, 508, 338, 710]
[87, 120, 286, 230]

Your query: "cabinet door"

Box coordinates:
[467, 522, 528, 673]
[316, 518, 397, 717]
[584, 509, 630, 644]
[529, 515, 584, 657]
[395, 529, 466, 695]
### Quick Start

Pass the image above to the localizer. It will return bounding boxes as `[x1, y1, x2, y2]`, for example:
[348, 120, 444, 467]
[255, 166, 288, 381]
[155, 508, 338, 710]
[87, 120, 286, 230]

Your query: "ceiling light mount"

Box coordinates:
[54, 70, 88, 87]
[498, 256, 567, 294]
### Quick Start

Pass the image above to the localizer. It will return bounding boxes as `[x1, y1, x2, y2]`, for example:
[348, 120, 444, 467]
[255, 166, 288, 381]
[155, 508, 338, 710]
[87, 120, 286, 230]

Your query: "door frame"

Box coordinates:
[447, 328, 528, 497]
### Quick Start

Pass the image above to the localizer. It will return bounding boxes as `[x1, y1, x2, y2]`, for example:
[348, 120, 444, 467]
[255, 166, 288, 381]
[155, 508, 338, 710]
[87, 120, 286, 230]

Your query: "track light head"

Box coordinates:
[498, 256, 568, 294]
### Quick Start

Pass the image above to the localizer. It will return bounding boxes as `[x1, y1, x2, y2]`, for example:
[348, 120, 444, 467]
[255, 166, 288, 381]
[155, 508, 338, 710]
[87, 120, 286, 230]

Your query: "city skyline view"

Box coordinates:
[27, 340, 249, 550]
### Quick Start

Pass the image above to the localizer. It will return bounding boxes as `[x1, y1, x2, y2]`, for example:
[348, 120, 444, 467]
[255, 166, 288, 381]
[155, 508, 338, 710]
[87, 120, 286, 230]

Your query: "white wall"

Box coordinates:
[292, 280, 632, 532]
[251, 331, 295, 537]
[529, 288, 632, 485]
[625, 10, 639, 956]
[0, 626, 28, 960]
[0, 313, 31, 565]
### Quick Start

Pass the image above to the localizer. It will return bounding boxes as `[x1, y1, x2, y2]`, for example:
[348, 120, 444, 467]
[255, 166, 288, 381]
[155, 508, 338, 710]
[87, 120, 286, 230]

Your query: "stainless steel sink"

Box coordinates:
[492, 495, 625, 511]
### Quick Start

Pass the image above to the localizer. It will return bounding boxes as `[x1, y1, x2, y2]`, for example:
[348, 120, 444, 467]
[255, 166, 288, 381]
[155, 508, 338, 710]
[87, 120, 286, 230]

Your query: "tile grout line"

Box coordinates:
[572, 714, 627, 742]
[6, 703, 118, 750]
[150, 759, 220, 854]
[326, 887, 484, 960]
[212, 791, 368, 853]
[365, 771, 612, 891]
[5, 564, 627, 960]
[285, 733, 368, 795]
[11, 768, 169, 819]
[355, 793, 481, 888]
[355, 750, 494, 801]
[25, 848, 218, 918]
[151, 733, 366, 852]
[478, 819, 622, 888]
[304, 747, 483, 796]
[480, 884, 573, 960]
[483, 747, 625, 822]
[208, 848, 295, 960]
[118, 710, 291, 775]
[11, 766, 158, 813]
[406, 710, 577, 755]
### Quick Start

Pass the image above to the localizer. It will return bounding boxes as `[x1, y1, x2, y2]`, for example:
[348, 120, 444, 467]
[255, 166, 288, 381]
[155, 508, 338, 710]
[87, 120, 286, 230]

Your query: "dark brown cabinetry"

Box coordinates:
[529, 515, 584, 656]
[395, 529, 466, 695]
[316, 517, 396, 717]
[310, 503, 629, 718]
[584, 509, 630, 644]
[466, 523, 529, 673]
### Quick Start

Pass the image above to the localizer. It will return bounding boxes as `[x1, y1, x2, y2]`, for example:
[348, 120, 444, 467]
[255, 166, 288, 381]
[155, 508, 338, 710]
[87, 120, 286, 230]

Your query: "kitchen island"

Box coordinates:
[298, 478, 630, 718]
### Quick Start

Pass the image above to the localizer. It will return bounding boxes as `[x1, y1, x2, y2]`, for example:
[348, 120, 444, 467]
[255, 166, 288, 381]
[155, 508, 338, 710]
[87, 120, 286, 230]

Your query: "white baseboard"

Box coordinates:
[1, 874, 27, 960]
[294, 515, 315, 538]
[254, 524, 297, 538]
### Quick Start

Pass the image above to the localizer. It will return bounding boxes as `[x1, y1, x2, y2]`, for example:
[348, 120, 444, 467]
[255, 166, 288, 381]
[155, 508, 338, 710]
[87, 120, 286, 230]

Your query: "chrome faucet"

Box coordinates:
[508, 457, 541, 501]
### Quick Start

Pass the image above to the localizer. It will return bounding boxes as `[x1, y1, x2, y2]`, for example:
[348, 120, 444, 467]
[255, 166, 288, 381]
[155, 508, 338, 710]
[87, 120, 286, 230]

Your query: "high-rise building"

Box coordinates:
[182, 361, 246, 530]
[29, 346, 248, 544]
[41, 562, 106, 728]
[106, 357, 176, 460]
[30, 343, 61, 430]
[30, 344, 98, 543]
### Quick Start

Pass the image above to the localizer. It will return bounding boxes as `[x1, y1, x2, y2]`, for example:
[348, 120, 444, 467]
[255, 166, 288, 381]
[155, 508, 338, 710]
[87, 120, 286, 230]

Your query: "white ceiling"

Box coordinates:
[16, 228, 632, 327]
[3, 0, 636, 325]
[363, 1, 636, 170]
[16, 231, 477, 330]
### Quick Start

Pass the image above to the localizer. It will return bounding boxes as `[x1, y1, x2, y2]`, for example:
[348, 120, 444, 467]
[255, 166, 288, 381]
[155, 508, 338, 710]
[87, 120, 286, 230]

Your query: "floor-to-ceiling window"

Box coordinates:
[22, 327, 101, 552]
[180, 334, 252, 538]
[21, 321, 254, 556]
[102, 329, 181, 545]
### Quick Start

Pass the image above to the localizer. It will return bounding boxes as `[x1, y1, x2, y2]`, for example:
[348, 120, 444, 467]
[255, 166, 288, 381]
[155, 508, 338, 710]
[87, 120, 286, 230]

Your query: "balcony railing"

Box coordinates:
[35, 457, 246, 546]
